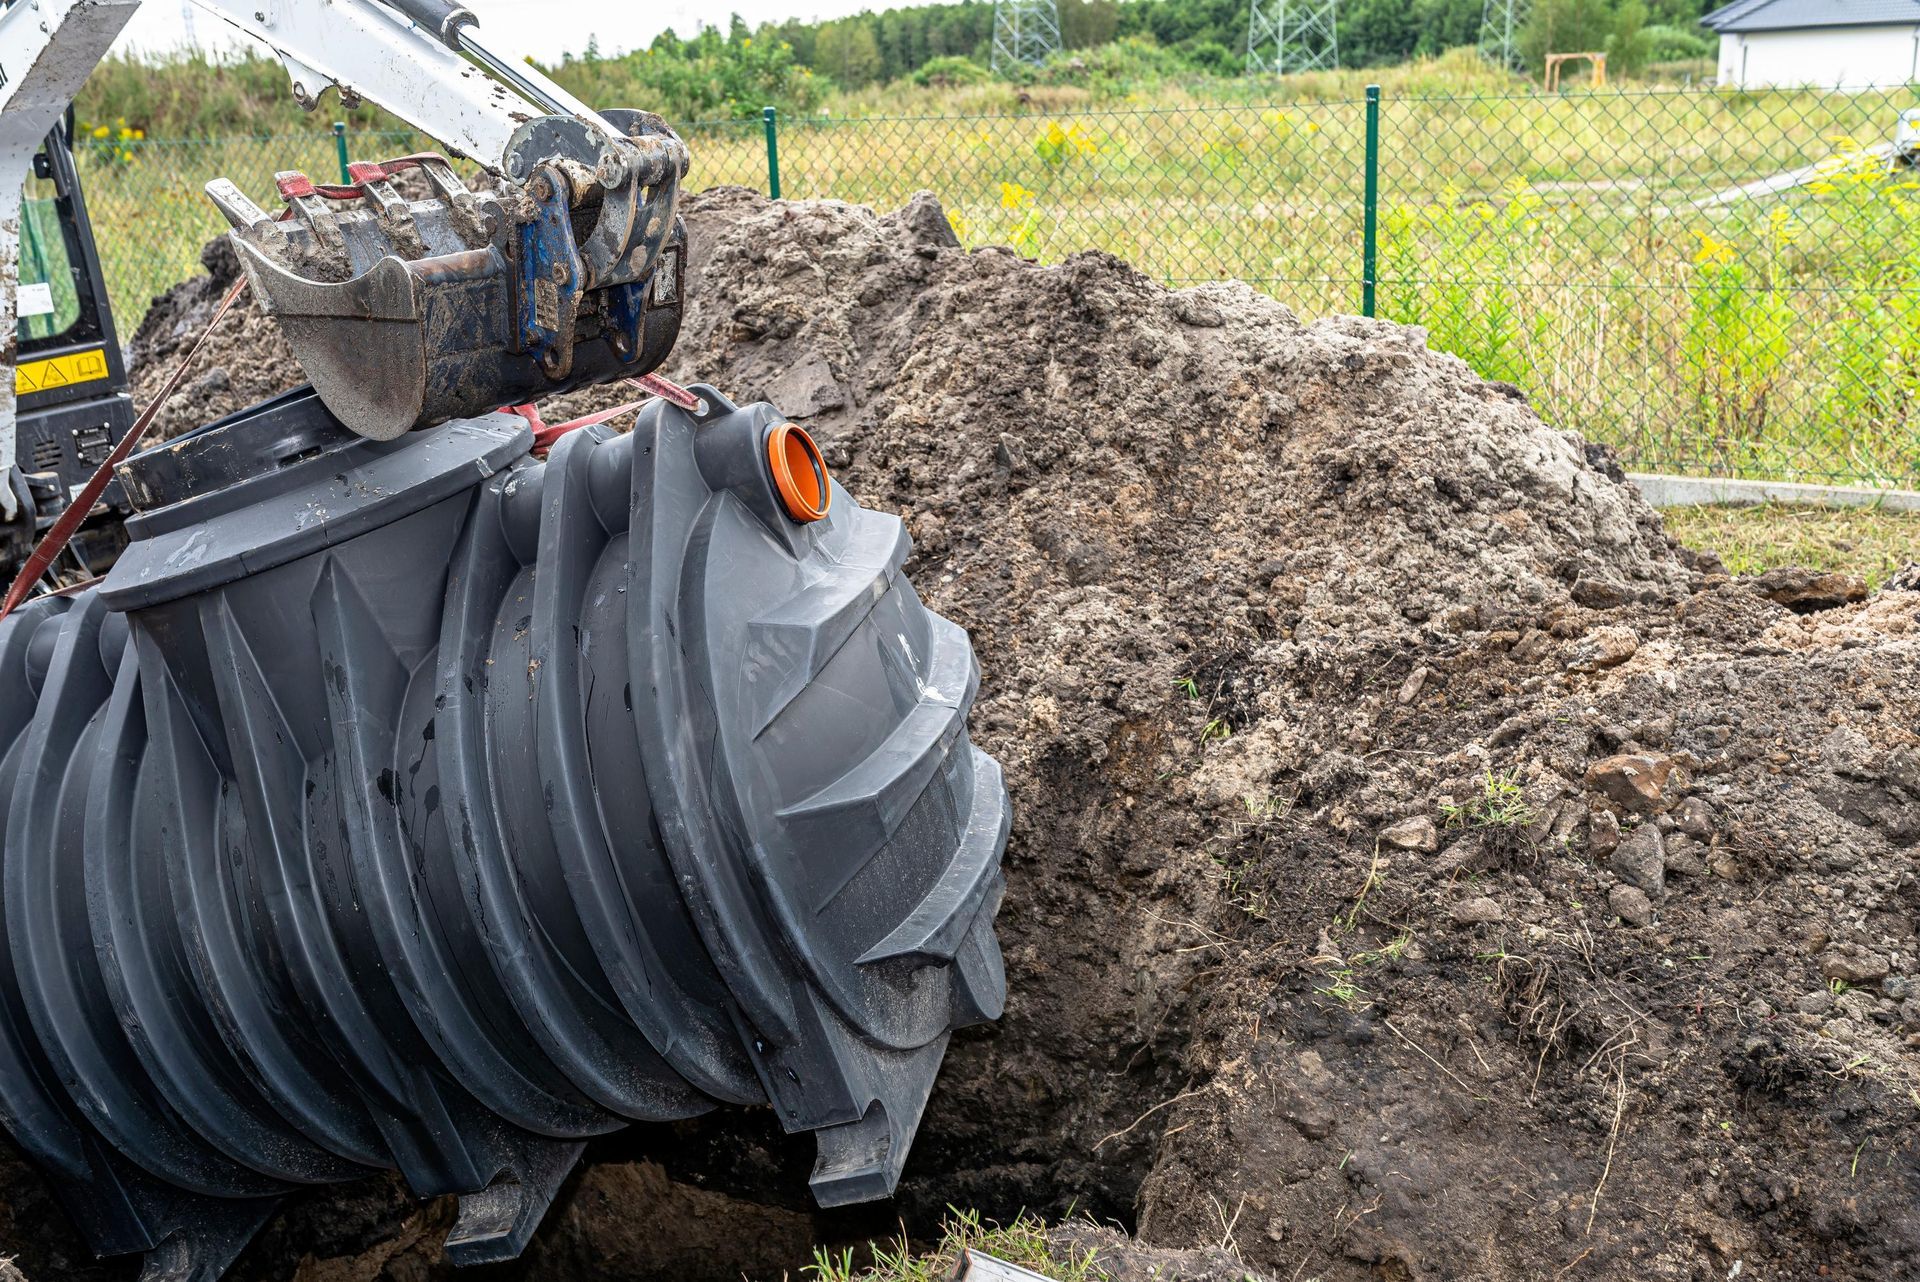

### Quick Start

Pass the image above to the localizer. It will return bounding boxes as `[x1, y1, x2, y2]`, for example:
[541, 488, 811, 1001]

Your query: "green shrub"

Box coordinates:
[912, 55, 991, 88]
[1037, 36, 1192, 98]
[78, 51, 395, 136]
[552, 31, 827, 123]
[1642, 23, 1712, 62]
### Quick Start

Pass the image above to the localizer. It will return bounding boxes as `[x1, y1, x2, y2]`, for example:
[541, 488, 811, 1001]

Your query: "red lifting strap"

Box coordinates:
[275, 152, 451, 204]
[529, 400, 647, 453]
[503, 375, 703, 454]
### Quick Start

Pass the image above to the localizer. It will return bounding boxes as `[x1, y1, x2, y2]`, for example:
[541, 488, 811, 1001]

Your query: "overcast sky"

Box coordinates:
[112, 0, 899, 64]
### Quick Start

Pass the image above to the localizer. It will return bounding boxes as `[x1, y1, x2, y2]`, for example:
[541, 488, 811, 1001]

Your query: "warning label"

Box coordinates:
[15, 347, 109, 396]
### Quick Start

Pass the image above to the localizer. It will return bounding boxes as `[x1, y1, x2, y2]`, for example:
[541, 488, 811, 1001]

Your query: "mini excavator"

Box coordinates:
[0, 2, 1010, 1278]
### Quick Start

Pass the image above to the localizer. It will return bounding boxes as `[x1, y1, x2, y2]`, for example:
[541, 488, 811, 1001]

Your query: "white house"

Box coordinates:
[1702, 0, 1920, 89]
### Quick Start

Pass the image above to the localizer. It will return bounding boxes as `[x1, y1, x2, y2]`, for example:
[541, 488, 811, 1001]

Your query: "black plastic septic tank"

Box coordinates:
[0, 384, 1009, 1279]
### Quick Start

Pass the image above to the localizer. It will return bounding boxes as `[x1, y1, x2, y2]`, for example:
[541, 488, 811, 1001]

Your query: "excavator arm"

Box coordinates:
[1, 0, 687, 453]
[197, 0, 690, 438]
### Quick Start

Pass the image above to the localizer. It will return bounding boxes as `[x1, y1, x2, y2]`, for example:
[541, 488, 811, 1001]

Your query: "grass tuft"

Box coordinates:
[804, 1210, 1103, 1282]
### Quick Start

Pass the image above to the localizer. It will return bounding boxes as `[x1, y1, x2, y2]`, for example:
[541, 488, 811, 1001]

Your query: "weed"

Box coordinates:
[1315, 968, 1368, 1009]
[1200, 793, 1293, 921]
[1209, 853, 1271, 921]
[1349, 932, 1414, 967]
[1441, 768, 1538, 831]
[1239, 793, 1292, 825]
[804, 1208, 1102, 1282]
[1342, 846, 1388, 931]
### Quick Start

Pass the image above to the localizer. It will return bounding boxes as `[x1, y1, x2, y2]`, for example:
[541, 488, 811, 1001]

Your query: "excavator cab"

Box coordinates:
[6, 115, 137, 580]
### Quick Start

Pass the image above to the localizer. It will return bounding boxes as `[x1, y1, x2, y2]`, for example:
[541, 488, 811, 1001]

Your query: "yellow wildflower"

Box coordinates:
[1691, 229, 1734, 266]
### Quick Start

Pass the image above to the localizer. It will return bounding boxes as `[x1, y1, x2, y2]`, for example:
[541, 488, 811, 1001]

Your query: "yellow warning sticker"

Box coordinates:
[15, 347, 110, 396]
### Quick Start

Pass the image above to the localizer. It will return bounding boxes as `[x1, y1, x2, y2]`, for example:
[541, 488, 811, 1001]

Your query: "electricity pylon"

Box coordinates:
[990, 0, 1062, 73]
[1247, 0, 1338, 76]
[1478, 0, 1531, 70]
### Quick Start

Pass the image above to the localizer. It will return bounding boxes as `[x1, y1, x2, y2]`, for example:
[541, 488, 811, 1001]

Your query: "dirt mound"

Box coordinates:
[125, 235, 303, 440]
[44, 189, 1920, 1282]
[652, 192, 1920, 1281]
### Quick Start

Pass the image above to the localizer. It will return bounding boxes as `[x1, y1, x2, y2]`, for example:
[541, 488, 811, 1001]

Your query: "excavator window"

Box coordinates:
[17, 125, 106, 352]
[19, 164, 81, 340]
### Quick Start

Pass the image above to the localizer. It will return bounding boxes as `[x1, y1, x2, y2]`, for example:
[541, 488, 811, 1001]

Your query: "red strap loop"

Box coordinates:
[275, 152, 453, 205]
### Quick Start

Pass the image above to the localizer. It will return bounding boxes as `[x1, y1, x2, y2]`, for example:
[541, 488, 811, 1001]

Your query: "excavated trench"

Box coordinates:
[8, 186, 1917, 1281]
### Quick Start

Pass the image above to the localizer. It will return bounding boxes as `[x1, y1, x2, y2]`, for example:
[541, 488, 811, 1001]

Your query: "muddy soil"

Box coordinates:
[126, 235, 305, 439]
[23, 189, 1920, 1281]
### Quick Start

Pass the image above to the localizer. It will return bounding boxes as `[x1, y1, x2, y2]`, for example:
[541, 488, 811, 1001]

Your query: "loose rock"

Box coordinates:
[1566, 625, 1639, 672]
[1662, 834, 1709, 878]
[1588, 808, 1621, 857]
[1673, 796, 1714, 838]
[1609, 884, 1654, 926]
[1585, 753, 1674, 813]
[1379, 815, 1439, 852]
[1820, 951, 1892, 986]
[1752, 566, 1869, 613]
[1819, 726, 1877, 780]
[1450, 896, 1506, 925]
[1611, 825, 1667, 897]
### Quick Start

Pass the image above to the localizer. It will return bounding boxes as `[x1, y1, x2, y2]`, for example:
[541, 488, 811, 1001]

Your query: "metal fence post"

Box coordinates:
[1361, 85, 1379, 319]
[762, 107, 782, 200]
[333, 121, 350, 184]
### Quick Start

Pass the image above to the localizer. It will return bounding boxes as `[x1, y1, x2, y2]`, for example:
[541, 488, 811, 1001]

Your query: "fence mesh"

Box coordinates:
[69, 88, 1920, 488]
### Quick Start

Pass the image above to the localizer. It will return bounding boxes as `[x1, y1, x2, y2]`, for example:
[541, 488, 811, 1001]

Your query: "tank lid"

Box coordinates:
[102, 390, 530, 612]
[118, 386, 357, 514]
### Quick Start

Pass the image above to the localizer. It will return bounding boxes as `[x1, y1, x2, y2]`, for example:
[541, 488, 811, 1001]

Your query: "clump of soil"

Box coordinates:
[46, 189, 1920, 1282]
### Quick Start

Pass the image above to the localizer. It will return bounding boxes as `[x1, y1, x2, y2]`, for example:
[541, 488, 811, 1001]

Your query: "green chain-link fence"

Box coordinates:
[69, 86, 1920, 487]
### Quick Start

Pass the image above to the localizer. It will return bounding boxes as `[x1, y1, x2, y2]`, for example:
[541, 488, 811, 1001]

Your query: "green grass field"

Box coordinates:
[72, 55, 1920, 488]
[1663, 503, 1920, 587]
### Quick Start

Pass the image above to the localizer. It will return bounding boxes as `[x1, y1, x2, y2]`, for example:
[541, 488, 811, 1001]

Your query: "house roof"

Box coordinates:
[1702, 0, 1920, 32]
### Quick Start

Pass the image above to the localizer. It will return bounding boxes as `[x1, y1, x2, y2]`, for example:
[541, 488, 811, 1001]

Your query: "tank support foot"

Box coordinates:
[443, 1138, 585, 1265]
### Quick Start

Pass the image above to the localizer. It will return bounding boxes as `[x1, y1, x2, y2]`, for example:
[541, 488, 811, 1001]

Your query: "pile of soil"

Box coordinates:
[126, 235, 305, 439]
[31, 189, 1920, 1281]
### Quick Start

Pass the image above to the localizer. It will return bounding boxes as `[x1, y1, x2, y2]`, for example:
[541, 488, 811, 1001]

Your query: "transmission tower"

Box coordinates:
[1477, 0, 1530, 70]
[990, 0, 1062, 73]
[1246, 0, 1338, 76]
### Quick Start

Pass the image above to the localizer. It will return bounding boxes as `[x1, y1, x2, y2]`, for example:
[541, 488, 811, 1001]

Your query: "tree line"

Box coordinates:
[75, 0, 1728, 135]
[611, 0, 1727, 93]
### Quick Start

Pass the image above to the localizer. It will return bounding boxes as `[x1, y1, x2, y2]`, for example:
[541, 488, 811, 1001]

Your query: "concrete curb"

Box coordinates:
[1629, 473, 1920, 513]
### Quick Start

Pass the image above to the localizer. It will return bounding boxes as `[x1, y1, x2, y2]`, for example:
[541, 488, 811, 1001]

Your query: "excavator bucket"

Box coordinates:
[0, 385, 1009, 1276]
[205, 111, 689, 441]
